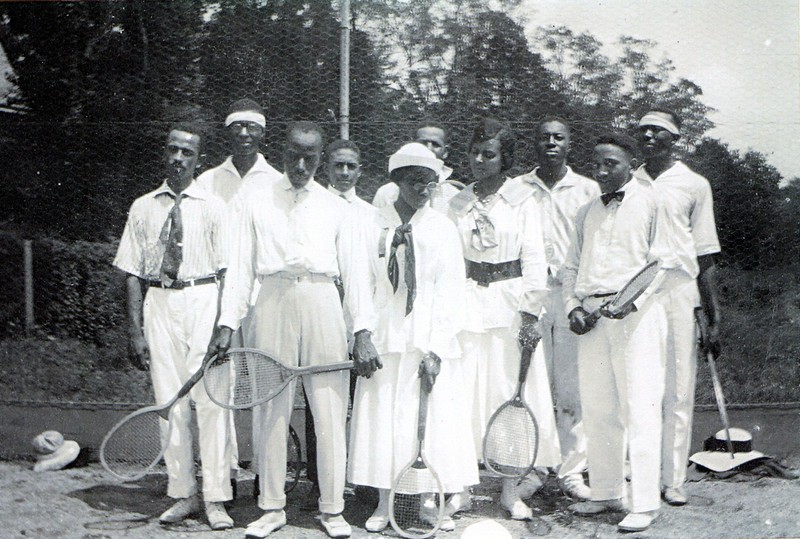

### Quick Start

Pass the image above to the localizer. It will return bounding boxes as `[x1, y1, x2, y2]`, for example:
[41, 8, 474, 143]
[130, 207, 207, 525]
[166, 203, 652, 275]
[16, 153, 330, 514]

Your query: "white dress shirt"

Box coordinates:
[634, 161, 720, 278]
[196, 153, 282, 203]
[218, 175, 374, 332]
[562, 178, 678, 315]
[516, 166, 601, 280]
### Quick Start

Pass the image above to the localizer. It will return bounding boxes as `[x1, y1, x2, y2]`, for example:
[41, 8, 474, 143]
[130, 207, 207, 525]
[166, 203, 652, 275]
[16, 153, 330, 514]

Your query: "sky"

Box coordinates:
[517, 0, 800, 181]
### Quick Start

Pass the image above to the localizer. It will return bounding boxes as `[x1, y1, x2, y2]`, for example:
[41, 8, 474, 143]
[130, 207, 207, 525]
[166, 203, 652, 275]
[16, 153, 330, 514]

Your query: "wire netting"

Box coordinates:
[0, 1, 797, 406]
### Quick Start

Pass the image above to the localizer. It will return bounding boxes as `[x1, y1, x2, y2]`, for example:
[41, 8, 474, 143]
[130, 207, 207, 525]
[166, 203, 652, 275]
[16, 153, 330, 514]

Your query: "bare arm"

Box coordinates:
[125, 273, 150, 370]
[697, 253, 722, 358]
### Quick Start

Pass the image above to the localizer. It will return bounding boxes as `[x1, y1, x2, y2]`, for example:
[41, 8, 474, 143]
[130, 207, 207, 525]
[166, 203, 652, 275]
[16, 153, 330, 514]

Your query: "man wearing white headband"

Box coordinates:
[197, 98, 283, 501]
[197, 98, 281, 202]
[373, 121, 461, 213]
[634, 108, 722, 507]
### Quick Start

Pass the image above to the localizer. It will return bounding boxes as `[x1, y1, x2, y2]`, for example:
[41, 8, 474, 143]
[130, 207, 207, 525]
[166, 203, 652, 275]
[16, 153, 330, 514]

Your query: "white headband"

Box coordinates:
[639, 113, 680, 136]
[225, 111, 266, 128]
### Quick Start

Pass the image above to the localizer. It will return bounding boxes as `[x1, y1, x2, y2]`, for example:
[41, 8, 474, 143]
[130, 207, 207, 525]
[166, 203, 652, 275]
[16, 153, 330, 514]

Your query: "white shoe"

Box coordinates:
[445, 489, 472, 516]
[205, 501, 233, 530]
[159, 494, 201, 523]
[245, 510, 286, 538]
[319, 513, 352, 538]
[364, 508, 389, 532]
[618, 510, 658, 532]
[419, 506, 454, 531]
[663, 486, 688, 506]
[558, 473, 591, 500]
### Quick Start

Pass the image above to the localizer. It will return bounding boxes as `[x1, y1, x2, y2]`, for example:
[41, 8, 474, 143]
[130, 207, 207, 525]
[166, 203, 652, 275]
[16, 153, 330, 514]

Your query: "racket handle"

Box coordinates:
[518, 346, 533, 384]
[175, 351, 216, 401]
[417, 380, 431, 444]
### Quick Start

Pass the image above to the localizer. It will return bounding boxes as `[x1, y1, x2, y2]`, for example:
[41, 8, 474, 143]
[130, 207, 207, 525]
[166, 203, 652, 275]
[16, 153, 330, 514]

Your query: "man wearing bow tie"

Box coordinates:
[113, 122, 234, 530]
[562, 132, 676, 533]
[634, 108, 722, 507]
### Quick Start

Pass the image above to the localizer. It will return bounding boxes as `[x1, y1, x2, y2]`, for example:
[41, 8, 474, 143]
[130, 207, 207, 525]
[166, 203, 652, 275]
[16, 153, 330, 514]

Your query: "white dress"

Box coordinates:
[348, 204, 480, 493]
[448, 178, 561, 467]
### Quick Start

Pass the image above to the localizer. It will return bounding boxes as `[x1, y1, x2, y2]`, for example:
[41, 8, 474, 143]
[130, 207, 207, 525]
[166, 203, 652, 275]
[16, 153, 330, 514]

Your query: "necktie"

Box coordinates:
[159, 193, 184, 284]
[387, 223, 416, 316]
[601, 190, 625, 206]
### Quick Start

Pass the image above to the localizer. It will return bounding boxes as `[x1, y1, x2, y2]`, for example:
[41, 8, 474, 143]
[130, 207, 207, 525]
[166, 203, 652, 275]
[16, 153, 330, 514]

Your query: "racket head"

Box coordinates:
[482, 399, 539, 478]
[389, 456, 446, 539]
[606, 260, 661, 315]
[203, 347, 292, 409]
[100, 405, 169, 481]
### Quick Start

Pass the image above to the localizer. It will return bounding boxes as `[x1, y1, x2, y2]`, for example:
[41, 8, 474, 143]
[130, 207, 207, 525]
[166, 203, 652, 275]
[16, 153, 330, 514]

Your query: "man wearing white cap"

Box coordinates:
[373, 121, 461, 213]
[209, 121, 379, 538]
[348, 142, 478, 533]
[634, 108, 722, 507]
[197, 98, 282, 499]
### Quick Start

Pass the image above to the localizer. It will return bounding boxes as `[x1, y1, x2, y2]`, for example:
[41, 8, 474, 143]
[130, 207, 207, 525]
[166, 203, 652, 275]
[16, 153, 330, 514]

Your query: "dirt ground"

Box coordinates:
[2, 457, 799, 539]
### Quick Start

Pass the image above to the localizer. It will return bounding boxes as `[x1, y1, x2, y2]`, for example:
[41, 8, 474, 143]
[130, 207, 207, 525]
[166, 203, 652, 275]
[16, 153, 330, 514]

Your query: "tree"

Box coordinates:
[687, 138, 784, 269]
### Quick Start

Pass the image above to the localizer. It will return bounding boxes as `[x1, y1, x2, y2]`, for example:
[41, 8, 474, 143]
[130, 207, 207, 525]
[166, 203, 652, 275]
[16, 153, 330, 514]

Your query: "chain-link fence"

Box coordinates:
[0, 1, 798, 406]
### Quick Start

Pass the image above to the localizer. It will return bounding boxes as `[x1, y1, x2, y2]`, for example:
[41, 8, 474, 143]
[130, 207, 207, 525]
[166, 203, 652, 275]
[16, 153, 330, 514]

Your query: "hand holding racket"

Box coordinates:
[100, 350, 217, 481]
[203, 348, 354, 409]
[482, 346, 539, 478]
[570, 261, 662, 336]
[389, 371, 445, 539]
[695, 309, 735, 458]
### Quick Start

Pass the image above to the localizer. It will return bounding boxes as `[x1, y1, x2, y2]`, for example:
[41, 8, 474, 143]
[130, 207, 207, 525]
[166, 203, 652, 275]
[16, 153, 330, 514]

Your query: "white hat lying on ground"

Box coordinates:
[32, 430, 80, 472]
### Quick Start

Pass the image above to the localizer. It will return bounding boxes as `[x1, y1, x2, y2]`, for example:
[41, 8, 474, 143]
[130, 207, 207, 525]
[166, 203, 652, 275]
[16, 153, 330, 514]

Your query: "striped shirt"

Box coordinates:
[114, 181, 227, 280]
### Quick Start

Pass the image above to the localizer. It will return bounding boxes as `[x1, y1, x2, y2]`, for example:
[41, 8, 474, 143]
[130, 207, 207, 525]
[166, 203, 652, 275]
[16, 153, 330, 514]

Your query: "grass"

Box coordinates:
[1, 265, 798, 406]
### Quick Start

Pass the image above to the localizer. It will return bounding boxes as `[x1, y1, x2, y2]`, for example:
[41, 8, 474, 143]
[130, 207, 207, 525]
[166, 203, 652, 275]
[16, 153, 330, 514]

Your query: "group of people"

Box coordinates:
[113, 97, 721, 537]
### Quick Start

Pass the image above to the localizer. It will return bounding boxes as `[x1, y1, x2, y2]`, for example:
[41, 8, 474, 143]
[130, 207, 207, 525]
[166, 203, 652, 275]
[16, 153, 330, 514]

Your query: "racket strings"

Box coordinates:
[610, 263, 660, 310]
[205, 350, 290, 407]
[391, 470, 443, 538]
[484, 405, 538, 473]
[102, 411, 164, 479]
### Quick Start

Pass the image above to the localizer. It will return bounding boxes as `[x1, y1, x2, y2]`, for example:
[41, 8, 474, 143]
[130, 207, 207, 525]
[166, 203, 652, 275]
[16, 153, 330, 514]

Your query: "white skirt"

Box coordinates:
[456, 328, 562, 468]
[348, 350, 480, 493]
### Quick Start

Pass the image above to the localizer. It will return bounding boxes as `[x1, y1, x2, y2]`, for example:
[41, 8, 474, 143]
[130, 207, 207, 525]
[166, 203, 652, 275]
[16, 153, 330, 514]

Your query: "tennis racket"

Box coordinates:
[389, 375, 445, 539]
[482, 346, 539, 478]
[695, 309, 735, 458]
[100, 351, 216, 481]
[585, 260, 662, 323]
[203, 347, 354, 409]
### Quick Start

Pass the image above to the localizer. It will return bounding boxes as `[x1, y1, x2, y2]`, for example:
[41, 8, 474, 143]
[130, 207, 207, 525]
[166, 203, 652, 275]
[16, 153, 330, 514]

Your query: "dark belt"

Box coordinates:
[465, 259, 522, 287]
[148, 275, 218, 289]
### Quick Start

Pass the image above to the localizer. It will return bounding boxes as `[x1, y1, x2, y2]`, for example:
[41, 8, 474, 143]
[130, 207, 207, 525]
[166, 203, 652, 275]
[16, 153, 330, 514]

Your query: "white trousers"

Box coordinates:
[458, 327, 561, 468]
[578, 298, 666, 513]
[143, 285, 232, 502]
[541, 283, 588, 478]
[249, 276, 349, 514]
[658, 271, 701, 489]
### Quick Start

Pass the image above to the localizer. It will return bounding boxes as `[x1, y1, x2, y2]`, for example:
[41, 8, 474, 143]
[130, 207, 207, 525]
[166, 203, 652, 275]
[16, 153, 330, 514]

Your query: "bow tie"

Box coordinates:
[601, 190, 625, 206]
